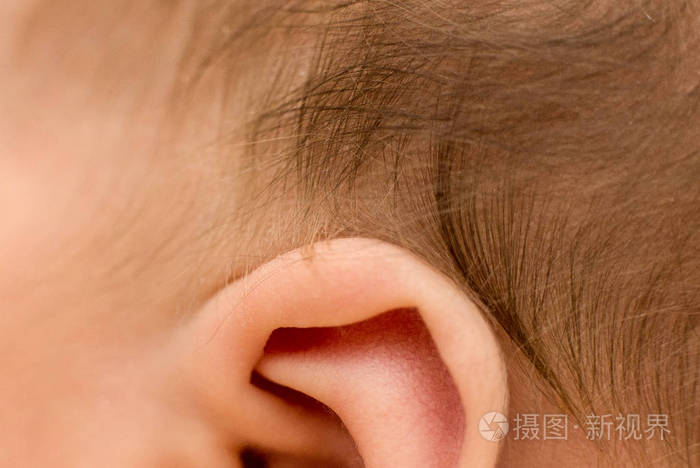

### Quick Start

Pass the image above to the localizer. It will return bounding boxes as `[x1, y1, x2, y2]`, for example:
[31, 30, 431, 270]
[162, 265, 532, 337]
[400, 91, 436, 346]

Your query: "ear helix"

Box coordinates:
[182, 238, 507, 468]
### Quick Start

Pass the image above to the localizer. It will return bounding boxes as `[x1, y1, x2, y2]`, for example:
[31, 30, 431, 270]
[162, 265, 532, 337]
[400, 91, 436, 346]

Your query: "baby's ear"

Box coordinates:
[180, 238, 507, 467]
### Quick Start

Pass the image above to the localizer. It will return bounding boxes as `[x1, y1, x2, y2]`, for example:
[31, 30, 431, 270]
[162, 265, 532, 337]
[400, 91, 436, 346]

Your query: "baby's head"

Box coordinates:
[1, 1, 698, 467]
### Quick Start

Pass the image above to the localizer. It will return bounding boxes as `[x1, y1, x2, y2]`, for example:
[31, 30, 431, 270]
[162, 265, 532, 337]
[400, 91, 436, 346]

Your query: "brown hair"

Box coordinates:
[191, 1, 700, 465]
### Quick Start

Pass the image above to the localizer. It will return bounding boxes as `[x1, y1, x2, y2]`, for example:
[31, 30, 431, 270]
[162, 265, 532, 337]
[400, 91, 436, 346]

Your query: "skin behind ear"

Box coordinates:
[179, 238, 508, 467]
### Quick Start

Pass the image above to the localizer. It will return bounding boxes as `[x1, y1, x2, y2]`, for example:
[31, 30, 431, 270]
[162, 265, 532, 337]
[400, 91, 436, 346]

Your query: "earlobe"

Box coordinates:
[182, 238, 508, 467]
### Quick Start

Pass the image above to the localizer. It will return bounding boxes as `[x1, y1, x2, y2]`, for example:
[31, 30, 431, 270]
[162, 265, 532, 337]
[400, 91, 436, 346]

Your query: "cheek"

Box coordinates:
[0, 113, 144, 302]
[0, 4, 244, 467]
[0, 140, 101, 298]
[0, 0, 201, 296]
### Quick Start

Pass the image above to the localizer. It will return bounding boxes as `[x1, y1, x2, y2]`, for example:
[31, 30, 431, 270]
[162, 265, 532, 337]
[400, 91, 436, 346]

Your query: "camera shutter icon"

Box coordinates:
[479, 412, 509, 441]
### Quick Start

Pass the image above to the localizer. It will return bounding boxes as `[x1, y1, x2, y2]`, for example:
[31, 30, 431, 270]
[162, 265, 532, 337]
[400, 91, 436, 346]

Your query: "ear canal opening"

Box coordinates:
[239, 447, 268, 468]
[239, 445, 351, 468]
[253, 308, 466, 468]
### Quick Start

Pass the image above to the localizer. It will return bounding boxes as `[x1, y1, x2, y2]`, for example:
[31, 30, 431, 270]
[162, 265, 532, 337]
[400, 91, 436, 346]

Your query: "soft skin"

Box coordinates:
[0, 2, 605, 467]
